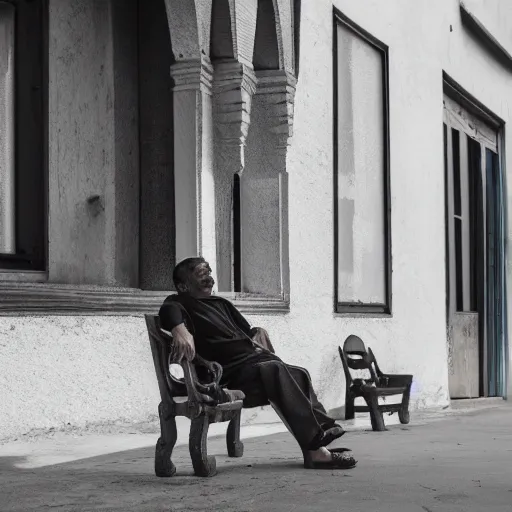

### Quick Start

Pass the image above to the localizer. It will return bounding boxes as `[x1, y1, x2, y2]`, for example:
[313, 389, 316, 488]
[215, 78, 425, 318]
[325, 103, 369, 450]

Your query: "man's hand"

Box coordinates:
[251, 327, 275, 353]
[170, 323, 196, 362]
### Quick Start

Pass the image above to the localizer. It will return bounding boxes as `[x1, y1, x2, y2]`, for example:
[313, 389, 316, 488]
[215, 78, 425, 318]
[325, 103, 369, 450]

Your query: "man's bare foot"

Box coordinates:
[309, 446, 344, 462]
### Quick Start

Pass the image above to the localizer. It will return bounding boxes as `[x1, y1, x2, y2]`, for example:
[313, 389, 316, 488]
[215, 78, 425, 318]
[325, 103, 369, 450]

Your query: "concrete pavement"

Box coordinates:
[1, 405, 512, 511]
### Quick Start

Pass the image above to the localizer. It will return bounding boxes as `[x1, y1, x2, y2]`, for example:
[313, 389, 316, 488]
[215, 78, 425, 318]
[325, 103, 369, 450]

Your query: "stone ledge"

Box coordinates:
[450, 397, 506, 410]
[0, 284, 290, 316]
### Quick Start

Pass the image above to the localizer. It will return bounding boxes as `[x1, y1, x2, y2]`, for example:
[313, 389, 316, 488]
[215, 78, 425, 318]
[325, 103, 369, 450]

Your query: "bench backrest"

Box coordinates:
[145, 314, 188, 401]
[338, 335, 382, 386]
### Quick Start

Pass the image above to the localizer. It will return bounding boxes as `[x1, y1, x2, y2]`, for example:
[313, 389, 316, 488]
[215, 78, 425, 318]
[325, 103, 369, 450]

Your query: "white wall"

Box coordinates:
[461, 0, 512, 55]
[2, 0, 512, 440]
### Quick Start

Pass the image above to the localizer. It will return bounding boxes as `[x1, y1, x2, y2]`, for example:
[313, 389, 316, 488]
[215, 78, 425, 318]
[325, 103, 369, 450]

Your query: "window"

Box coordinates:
[0, 0, 46, 272]
[333, 10, 391, 314]
[445, 125, 479, 313]
[0, 0, 297, 314]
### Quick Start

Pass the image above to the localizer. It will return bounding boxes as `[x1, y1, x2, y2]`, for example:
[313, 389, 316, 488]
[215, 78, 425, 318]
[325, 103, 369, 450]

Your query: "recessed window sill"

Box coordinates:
[334, 312, 393, 319]
[335, 302, 392, 318]
[0, 282, 290, 316]
[218, 292, 290, 315]
[0, 270, 48, 283]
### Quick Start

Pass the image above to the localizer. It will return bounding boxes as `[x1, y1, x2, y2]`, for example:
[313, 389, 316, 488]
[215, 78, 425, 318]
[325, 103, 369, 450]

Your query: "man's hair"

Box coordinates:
[173, 257, 206, 291]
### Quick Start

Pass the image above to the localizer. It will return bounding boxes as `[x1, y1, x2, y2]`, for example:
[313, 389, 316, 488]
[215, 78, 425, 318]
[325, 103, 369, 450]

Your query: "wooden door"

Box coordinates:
[444, 120, 480, 398]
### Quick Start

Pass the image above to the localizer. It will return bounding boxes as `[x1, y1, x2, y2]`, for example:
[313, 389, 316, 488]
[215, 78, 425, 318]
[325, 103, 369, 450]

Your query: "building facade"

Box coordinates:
[1, 0, 511, 440]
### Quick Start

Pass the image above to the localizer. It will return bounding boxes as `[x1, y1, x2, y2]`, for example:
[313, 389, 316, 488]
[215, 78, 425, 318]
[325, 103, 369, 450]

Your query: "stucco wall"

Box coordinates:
[0, 317, 157, 440]
[2, 0, 512, 440]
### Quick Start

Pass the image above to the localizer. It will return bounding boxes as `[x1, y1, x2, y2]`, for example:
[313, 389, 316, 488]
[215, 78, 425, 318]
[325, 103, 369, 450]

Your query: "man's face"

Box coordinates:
[185, 261, 215, 298]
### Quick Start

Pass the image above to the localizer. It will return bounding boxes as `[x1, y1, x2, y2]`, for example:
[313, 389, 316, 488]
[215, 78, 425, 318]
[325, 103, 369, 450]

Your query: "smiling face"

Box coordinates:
[180, 261, 215, 298]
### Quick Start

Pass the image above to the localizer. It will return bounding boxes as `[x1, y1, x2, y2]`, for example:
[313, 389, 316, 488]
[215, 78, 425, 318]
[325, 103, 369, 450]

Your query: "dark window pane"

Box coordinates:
[233, 173, 241, 293]
[467, 136, 481, 312]
[455, 216, 464, 312]
[451, 128, 461, 217]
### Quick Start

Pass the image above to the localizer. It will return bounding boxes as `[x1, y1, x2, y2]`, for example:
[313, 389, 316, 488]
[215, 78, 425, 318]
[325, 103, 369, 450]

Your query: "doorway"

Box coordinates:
[443, 91, 507, 399]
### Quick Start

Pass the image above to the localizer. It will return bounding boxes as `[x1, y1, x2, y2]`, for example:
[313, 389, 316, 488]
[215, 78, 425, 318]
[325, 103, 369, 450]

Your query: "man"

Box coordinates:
[159, 257, 357, 470]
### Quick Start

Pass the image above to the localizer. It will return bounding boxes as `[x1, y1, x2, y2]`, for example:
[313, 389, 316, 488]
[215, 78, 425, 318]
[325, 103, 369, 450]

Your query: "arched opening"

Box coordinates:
[210, 0, 234, 61]
[210, 0, 255, 293]
[253, 0, 280, 70]
[238, 0, 291, 297]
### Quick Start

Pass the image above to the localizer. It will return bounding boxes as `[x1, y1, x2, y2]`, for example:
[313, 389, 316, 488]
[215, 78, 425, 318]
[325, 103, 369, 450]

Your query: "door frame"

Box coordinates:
[443, 73, 508, 398]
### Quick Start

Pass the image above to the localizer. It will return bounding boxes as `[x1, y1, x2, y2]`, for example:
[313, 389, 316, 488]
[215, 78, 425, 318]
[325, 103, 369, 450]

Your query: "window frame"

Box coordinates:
[442, 73, 506, 398]
[332, 8, 392, 315]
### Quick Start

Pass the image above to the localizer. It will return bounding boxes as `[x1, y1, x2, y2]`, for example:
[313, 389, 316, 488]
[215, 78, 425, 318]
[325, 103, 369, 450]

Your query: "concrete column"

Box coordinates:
[48, 0, 139, 286]
[213, 60, 257, 291]
[242, 70, 296, 296]
[0, 3, 15, 254]
[171, 57, 217, 274]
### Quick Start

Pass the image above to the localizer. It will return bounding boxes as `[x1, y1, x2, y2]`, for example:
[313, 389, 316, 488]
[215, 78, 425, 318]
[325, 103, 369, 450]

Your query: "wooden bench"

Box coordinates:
[145, 315, 245, 477]
[339, 335, 413, 431]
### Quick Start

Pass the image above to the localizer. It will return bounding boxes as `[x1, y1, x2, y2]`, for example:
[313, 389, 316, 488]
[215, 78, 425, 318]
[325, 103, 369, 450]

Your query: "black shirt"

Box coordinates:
[159, 294, 257, 368]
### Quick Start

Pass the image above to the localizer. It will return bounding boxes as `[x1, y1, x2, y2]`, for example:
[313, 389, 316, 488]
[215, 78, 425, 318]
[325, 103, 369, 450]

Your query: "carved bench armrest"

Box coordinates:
[148, 315, 235, 408]
[180, 359, 214, 405]
[175, 353, 227, 407]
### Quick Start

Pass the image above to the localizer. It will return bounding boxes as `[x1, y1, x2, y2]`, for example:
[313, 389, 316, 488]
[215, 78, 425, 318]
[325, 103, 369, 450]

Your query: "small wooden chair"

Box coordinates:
[145, 315, 245, 477]
[338, 335, 413, 431]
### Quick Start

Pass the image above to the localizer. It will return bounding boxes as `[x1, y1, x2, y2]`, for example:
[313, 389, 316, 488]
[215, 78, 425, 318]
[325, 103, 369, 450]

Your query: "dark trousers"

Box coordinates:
[221, 351, 336, 449]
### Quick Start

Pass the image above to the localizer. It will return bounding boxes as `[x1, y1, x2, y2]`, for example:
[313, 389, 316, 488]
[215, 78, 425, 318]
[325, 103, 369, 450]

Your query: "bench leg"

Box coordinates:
[366, 396, 386, 432]
[345, 392, 355, 420]
[155, 401, 177, 477]
[189, 413, 217, 477]
[226, 411, 244, 458]
[399, 384, 412, 424]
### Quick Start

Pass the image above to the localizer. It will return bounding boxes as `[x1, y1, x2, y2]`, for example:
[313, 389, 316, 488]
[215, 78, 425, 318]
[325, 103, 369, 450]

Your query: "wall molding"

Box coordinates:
[460, 2, 512, 71]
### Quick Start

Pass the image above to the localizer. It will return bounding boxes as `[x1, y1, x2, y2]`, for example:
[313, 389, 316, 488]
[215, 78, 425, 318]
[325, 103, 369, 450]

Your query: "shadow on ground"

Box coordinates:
[1, 408, 512, 512]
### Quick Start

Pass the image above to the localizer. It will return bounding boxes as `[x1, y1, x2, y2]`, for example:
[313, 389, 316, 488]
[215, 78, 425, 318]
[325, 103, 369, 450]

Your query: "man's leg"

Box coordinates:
[283, 363, 336, 428]
[256, 359, 340, 449]
[225, 353, 356, 467]
[226, 353, 338, 449]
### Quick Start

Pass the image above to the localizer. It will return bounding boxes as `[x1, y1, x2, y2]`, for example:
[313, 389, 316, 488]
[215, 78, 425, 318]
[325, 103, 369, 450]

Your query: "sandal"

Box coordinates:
[308, 425, 345, 451]
[302, 448, 357, 470]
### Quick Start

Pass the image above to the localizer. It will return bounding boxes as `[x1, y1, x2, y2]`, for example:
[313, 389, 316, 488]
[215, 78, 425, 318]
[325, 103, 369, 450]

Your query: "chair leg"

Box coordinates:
[345, 392, 355, 420]
[366, 396, 386, 431]
[399, 384, 412, 424]
[189, 413, 217, 477]
[226, 411, 244, 457]
[155, 401, 177, 477]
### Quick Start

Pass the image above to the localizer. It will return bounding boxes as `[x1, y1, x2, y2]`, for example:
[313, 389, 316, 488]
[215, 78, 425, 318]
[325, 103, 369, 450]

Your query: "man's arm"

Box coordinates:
[169, 322, 196, 361]
[224, 299, 276, 353]
[224, 299, 252, 336]
[159, 301, 196, 361]
[251, 327, 275, 353]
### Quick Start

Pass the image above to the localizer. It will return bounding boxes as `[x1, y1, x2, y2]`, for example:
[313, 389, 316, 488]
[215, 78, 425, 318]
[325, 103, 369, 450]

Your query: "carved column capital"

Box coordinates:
[213, 60, 257, 148]
[254, 70, 297, 151]
[170, 56, 214, 95]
